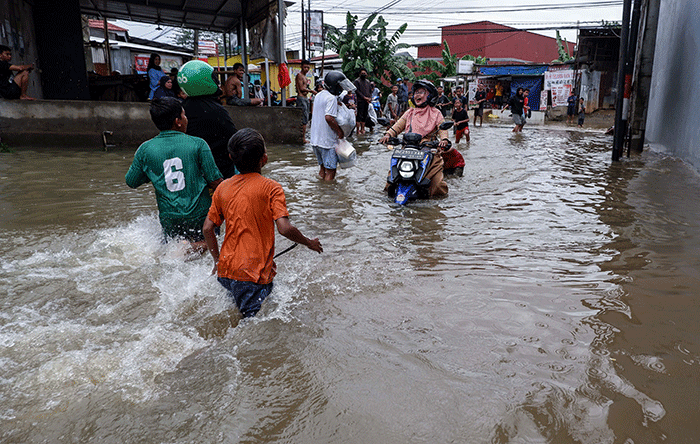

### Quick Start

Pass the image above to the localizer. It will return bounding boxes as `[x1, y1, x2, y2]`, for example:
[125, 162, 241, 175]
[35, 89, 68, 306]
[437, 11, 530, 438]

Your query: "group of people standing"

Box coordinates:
[147, 52, 269, 109]
[146, 53, 187, 101]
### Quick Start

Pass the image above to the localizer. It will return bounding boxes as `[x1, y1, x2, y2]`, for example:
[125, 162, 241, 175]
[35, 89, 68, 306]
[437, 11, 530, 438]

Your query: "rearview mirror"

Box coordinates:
[439, 121, 454, 130]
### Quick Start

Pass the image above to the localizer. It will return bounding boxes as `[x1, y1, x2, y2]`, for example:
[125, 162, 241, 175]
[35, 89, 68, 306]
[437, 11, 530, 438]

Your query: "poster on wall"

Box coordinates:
[551, 84, 572, 108]
[540, 90, 548, 110]
[134, 55, 149, 74]
[545, 69, 574, 107]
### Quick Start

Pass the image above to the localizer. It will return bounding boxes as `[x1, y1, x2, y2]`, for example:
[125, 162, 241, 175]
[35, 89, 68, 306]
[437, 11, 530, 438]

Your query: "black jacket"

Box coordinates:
[182, 95, 238, 178]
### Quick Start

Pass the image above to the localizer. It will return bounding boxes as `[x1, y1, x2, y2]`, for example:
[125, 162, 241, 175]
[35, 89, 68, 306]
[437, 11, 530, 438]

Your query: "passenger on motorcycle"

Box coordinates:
[379, 79, 451, 197]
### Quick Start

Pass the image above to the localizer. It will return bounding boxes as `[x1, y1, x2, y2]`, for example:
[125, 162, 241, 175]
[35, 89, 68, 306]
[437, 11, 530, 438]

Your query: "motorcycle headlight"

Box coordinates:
[398, 160, 415, 179]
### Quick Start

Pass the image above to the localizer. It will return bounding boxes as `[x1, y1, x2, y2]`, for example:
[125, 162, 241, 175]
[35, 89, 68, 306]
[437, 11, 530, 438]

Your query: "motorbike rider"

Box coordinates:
[379, 79, 451, 197]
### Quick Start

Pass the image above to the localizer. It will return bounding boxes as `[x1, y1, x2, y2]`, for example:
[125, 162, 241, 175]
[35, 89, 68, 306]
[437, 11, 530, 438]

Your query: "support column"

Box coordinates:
[278, 0, 286, 106]
[33, 0, 90, 99]
[612, 0, 633, 161]
[629, 0, 661, 153]
[241, 17, 248, 100]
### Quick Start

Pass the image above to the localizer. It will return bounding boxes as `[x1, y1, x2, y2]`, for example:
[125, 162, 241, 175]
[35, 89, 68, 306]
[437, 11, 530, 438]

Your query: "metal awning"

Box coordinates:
[78, 0, 278, 32]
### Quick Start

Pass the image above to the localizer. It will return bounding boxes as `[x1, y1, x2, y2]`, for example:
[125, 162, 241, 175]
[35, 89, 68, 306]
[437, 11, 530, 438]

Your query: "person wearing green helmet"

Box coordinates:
[178, 60, 238, 178]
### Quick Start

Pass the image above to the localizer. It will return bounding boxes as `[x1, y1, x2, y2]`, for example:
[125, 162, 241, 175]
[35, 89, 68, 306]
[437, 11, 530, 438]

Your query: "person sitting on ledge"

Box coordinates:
[222, 63, 263, 106]
[0, 44, 35, 100]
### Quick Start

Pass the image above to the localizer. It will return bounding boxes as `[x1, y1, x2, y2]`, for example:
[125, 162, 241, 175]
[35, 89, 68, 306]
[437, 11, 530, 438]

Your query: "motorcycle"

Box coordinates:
[385, 121, 454, 205]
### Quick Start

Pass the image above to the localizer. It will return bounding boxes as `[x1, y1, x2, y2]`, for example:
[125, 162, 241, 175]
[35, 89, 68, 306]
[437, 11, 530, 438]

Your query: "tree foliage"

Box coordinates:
[170, 28, 224, 53]
[325, 12, 413, 85]
[414, 41, 486, 82]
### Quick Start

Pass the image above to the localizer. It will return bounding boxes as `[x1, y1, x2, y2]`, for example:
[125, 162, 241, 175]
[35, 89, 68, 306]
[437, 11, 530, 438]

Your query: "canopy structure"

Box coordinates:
[478, 65, 550, 77]
[78, 0, 277, 32]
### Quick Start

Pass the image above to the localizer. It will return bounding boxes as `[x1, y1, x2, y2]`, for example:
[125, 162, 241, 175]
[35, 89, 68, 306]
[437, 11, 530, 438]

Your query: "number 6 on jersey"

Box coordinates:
[163, 157, 185, 192]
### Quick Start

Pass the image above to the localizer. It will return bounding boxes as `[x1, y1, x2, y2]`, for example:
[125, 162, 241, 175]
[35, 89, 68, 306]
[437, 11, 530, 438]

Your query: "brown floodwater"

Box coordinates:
[1, 122, 699, 443]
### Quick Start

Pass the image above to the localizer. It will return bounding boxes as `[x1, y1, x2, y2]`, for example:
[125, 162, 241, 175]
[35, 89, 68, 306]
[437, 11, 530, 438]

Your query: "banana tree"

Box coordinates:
[414, 41, 486, 82]
[325, 12, 413, 85]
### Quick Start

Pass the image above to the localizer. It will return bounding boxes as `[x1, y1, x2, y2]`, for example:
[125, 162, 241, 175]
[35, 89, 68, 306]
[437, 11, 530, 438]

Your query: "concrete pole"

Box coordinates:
[629, 0, 661, 153]
[612, 0, 633, 161]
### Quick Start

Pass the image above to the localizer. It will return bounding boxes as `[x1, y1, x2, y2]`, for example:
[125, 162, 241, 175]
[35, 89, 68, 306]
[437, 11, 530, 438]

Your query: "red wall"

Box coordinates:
[417, 21, 576, 64]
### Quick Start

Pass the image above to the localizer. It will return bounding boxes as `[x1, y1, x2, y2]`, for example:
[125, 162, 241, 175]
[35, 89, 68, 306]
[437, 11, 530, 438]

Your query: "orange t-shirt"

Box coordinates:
[207, 173, 289, 284]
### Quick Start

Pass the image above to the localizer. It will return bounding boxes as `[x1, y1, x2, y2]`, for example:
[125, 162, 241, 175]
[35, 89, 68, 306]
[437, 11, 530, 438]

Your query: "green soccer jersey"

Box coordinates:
[126, 131, 222, 223]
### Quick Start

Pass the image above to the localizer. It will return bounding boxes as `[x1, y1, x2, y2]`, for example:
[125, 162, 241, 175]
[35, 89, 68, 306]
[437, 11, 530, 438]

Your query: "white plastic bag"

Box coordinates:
[368, 103, 378, 125]
[335, 138, 356, 169]
[335, 102, 356, 138]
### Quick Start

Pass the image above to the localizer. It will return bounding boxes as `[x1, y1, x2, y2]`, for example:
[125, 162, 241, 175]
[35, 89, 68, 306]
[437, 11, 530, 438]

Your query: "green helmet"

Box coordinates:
[177, 60, 218, 97]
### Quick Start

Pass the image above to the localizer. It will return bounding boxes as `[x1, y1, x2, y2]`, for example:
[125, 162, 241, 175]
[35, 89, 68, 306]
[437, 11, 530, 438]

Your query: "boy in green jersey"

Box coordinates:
[126, 97, 223, 251]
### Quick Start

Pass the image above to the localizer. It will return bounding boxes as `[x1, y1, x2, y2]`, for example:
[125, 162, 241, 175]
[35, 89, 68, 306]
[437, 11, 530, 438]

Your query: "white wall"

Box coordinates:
[645, 0, 700, 171]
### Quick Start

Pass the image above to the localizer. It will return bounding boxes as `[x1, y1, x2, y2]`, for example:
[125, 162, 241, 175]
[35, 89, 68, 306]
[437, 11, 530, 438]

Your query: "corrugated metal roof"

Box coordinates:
[79, 0, 277, 33]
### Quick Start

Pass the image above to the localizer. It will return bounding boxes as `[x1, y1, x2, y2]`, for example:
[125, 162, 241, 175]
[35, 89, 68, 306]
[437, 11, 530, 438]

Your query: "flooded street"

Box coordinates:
[1, 122, 699, 443]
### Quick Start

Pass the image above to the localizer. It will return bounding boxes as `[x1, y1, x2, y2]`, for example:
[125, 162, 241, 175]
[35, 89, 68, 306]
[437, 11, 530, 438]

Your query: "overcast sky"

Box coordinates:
[116, 0, 623, 58]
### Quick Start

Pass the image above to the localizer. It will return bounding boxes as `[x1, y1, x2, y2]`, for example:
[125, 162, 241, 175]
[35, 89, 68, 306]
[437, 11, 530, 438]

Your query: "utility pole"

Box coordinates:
[301, 0, 306, 60]
[612, 0, 632, 161]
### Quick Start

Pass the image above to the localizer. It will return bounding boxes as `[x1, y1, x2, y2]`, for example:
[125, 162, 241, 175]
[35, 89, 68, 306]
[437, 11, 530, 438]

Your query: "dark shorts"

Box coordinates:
[160, 214, 207, 243]
[296, 95, 310, 125]
[0, 81, 21, 100]
[218, 278, 274, 318]
[495, 96, 503, 106]
[475, 106, 484, 117]
[357, 99, 369, 122]
[567, 105, 576, 116]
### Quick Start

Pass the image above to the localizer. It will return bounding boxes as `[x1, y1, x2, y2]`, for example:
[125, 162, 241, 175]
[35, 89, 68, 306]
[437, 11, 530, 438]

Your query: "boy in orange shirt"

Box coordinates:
[203, 128, 323, 317]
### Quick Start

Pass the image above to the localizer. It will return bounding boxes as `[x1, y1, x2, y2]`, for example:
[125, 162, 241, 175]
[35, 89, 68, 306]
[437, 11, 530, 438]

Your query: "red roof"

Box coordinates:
[88, 20, 128, 32]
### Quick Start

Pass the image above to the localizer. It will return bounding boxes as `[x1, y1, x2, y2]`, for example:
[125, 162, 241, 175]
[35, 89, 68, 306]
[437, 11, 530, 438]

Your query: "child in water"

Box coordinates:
[203, 128, 323, 318]
[125, 97, 223, 252]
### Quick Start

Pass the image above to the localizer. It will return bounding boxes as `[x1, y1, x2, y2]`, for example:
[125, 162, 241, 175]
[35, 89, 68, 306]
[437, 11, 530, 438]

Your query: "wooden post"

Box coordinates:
[103, 17, 112, 74]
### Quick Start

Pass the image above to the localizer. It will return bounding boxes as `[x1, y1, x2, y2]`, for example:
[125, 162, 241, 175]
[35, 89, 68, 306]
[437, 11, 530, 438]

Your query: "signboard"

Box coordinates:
[198, 40, 218, 56]
[307, 11, 324, 52]
[544, 69, 574, 107]
[544, 69, 573, 90]
[457, 60, 474, 75]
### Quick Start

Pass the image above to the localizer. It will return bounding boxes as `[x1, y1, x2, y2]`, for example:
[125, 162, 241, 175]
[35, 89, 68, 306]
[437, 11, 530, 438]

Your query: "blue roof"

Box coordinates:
[478, 65, 549, 76]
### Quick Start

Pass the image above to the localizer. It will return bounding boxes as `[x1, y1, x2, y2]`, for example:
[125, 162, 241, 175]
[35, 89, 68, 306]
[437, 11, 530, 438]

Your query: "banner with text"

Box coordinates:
[545, 69, 574, 107]
[307, 11, 324, 52]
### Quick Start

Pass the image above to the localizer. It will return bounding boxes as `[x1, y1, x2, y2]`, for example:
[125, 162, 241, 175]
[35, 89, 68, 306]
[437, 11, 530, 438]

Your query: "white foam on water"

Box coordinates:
[0, 215, 238, 412]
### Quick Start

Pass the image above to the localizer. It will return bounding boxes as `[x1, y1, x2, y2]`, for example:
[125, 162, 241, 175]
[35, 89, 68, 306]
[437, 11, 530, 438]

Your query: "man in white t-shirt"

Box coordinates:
[309, 71, 355, 181]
